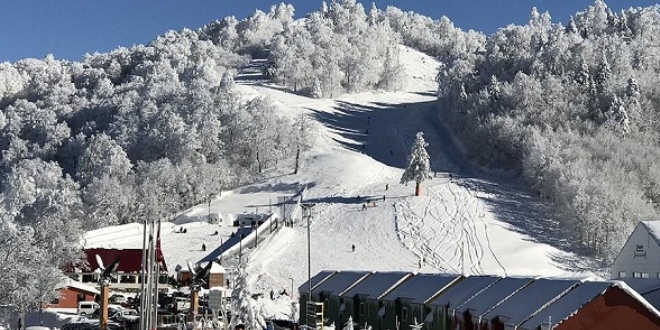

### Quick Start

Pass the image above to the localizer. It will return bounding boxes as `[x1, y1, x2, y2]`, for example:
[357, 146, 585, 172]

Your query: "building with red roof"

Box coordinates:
[66, 248, 168, 292]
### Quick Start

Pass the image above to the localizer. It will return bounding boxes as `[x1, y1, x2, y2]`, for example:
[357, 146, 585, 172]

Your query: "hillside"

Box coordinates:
[145, 45, 600, 297]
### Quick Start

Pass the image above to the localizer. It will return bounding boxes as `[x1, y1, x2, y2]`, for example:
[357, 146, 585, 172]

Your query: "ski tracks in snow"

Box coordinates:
[394, 180, 506, 275]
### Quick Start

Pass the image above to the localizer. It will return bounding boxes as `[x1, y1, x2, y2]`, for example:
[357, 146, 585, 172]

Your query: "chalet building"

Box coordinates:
[339, 271, 412, 330]
[611, 221, 660, 280]
[453, 276, 533, 330]
[303, 270, 660, 330]
[379, 273, 461, 330]
[299, 270, 336, 323]
[616, 278, 660, 313]
[520, 281, 660, 330]
[203, 261, 226, 289]
[66, 248, 168, 292]
[427, 275, 500, 330]
[49, 278, 100, 309]
[309, 271, 371, 327]
[479, 278, 579, 330]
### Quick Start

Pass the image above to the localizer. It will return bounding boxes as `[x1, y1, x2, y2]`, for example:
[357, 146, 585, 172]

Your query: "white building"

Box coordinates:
[611, 221, 660, 279]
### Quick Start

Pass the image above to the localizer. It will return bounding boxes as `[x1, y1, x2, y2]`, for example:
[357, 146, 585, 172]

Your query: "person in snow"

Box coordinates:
[351, 244, 356, 252]
[202, 243, 206, 251]
[386, 183, 389, 190]
[362, 204, 367, 211]
[270, 290, 274, 300]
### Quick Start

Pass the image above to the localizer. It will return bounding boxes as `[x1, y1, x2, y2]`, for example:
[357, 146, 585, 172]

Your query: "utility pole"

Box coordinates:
[461, 241, 465, 275]
[139, 206, 148, 330]
[290, 277, 294, 300]
[301, 203, 315, 300]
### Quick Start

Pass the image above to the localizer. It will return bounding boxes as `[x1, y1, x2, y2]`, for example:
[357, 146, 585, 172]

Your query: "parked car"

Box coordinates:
[77, 302, 100, 316]
[25, 326, 51, 330]
[111, 309, 140, 323]
[90, 306, 122, 319]
[109, 294, 127, 304]
[61, 321, 124, 330]
[268, 319, 299, 330]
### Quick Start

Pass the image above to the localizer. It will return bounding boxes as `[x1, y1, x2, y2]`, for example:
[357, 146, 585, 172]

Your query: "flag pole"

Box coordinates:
[153, 219, 161, 329]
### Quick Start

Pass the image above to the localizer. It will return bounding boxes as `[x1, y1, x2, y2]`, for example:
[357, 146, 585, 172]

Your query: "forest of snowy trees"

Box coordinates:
[0, 3, 311, 314]
[2, 0, 660, 317]
[429, 0, 660, 261]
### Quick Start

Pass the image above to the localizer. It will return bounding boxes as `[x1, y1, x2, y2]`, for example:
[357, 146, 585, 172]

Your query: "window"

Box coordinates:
[633, 272, 643, 278]
[642, 272, 650, 279]
[81, 274, 94, 283]
[618, 271, 626, 278]
[636, 244, 644, 252]
[359, 302, 365, 316]
[77, 293, 85, 303]
[402, 307, 408, 322]
[657, 273, 660, 279]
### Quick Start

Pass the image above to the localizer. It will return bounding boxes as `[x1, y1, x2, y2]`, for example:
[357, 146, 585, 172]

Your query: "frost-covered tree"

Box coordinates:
[378, 45, 404, 91]
[400, 132, 432, 196]
[343, 316, 356, 330]
[292, 113, 317, 174]
[229, 262, 266, 330]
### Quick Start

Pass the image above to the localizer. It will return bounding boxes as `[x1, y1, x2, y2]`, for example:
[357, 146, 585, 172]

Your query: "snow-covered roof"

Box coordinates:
[381, 273, 461, 304]
[198, 261, 226, 274]
[619, 278, 660, 295]
[311, 271, 371, 297]
[82, 223, 144, 249]
[641, 221, 660, 247]
[456, 277, 533, 317]
[482, 278, 579, 327]
[429, 275, 501, 309]
[518, 281, 611, 330]
[611, 280, 660, 320]
[299, 270, 337, 293]
[342, 271, 412, 300]
[641, 288, 660, 311]
[57, 277, 100, 295]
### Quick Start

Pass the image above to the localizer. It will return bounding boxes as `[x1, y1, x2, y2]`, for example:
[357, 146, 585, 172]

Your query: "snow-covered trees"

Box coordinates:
[269, 1, 404, 97]
[343, 316, 357, 330]
[0, 5, 319, 312]
[401, 132, 432, 196]
[429, 2, 660, 260]
[230, 262, 266, 330]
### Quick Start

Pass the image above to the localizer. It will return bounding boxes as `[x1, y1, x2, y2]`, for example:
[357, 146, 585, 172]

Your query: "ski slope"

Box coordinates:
[222, 45, 601, 296]
[83, 45, 599, 300]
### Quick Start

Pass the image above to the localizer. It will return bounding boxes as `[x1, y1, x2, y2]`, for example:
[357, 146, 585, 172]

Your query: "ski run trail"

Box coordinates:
[166, 45, 599, 297]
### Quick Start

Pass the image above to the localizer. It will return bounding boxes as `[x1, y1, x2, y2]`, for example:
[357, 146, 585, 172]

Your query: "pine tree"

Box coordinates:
[229, 262, 266, 330]
[400, 132, 432, 196]
[343, 316, 357, 330]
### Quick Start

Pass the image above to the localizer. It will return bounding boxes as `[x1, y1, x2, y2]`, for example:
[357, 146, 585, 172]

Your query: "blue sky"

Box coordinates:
[1, 0, 656, 63]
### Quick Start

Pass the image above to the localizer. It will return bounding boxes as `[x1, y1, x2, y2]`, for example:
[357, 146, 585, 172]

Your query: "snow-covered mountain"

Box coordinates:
[89, 45, 599, 299]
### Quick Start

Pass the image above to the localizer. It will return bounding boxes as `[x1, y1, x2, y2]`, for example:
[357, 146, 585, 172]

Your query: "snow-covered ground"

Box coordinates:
[228, 45, 599, 297]
[102, 44, 599, 295]
[44, 45, 599, 329]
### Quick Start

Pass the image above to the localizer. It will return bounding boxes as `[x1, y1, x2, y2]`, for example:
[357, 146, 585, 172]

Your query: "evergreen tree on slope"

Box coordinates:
[400, 132, 432, 196]
[229, 261, 266, 330]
